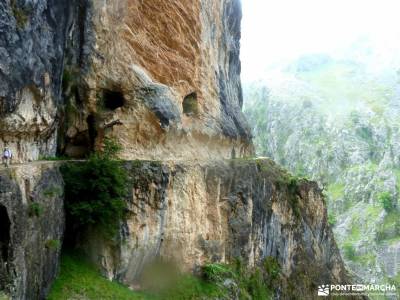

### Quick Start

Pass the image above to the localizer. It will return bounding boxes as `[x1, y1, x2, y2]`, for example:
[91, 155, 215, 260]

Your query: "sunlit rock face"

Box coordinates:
[0, 0, 251, 162]
[0, 0, 71, 163]
[62, 0, 252, 160]
[81, 159, 353, 300]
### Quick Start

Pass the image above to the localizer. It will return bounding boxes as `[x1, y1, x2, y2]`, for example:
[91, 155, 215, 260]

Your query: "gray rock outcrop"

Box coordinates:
[0, 164, 64, 299]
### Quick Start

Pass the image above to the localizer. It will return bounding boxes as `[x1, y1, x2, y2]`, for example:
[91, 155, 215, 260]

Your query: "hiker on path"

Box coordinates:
[2, 147, 12, 168]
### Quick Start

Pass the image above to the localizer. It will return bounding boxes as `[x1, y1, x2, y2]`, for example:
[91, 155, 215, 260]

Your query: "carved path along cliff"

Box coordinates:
[0, 0, 359, 299]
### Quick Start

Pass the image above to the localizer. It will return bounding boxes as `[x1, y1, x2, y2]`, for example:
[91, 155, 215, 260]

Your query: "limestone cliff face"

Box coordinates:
[0, 0, 71, 162]
[62, 0, 252, 160]
[1, 0, 251, 162]
[81, 159, 351, 299]
[0, 160, 359, 299]
[0, 164, 64, 300]
[0, 1, 355, 300]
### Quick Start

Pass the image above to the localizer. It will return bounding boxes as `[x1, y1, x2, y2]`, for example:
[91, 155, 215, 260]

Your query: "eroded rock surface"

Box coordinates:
[0, 1, 355, 299]
[0, 163, 64, 300]
[81, 159, 351, 299]
[0, 0, 251, 162]
[0, 0, 71, 162]
[61, 0, 252, 161]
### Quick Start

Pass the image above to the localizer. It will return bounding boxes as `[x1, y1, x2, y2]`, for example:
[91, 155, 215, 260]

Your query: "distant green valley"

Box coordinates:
[244, 50, 400, 298]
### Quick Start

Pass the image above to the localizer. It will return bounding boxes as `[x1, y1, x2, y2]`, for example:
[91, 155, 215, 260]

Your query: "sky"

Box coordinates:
[240, 0, 400, 82]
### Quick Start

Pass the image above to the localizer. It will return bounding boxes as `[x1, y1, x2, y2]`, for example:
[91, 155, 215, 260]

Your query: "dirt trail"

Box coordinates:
[0, 160, 84, 172]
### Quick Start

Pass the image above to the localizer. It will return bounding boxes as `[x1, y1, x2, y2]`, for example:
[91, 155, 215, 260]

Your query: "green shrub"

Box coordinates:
[28, 202, 43, 217]
[287, 176, 299, 193]
[263, 256, 281, 286]
[102, 137, 122, 160]
[202, 257, 278, 299]
[61, 138, 127, 237]
[378, 191, 394, 212]
[43, 186, 62, 198]
[202, 263, 233, 282]
[247, 268, 269, 300]
[328, 213, 337, 226]
[287, 176, 301, 219]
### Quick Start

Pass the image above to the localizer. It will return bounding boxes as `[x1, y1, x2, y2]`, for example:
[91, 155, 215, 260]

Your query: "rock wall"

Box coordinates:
[61, 0, 252, 160]
[81, 159, 351, 299]
[0, 163, 64, 300]
[0, 159, 359, 300]
[0, 1, 356, 299]
[0, 0, 251, 162]
[0, 0, 71, 162]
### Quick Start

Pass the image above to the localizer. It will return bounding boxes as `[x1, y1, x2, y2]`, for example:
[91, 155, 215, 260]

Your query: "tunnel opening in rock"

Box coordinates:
[0, 205, 11, 263]
[183, 92, 199, 116]
[103, 89, 125, 110]
[86, 114, 98, 151]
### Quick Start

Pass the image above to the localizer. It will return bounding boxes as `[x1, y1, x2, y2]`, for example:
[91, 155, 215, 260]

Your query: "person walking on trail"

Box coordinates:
[2, 147, 12, 168]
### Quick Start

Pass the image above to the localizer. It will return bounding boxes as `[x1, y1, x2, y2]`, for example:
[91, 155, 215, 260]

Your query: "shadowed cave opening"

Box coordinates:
[182, 92, 199, 116]
[103, 89, 125, 110]
[0, 205, 10, 263]
[86, 114, 97, 151]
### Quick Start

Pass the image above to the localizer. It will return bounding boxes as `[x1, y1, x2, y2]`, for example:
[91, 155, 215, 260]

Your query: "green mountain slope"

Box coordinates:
[244, 53, 400, 298]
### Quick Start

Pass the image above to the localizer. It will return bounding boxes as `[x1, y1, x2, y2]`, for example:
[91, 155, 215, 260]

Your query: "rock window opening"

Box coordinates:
[182, 92, 199, 116]
[103, 89, 125, 110]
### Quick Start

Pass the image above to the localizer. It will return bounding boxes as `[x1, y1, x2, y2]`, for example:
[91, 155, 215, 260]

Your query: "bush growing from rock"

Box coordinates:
[61, 138, 127, 237]
[378, 192, 394, 212]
